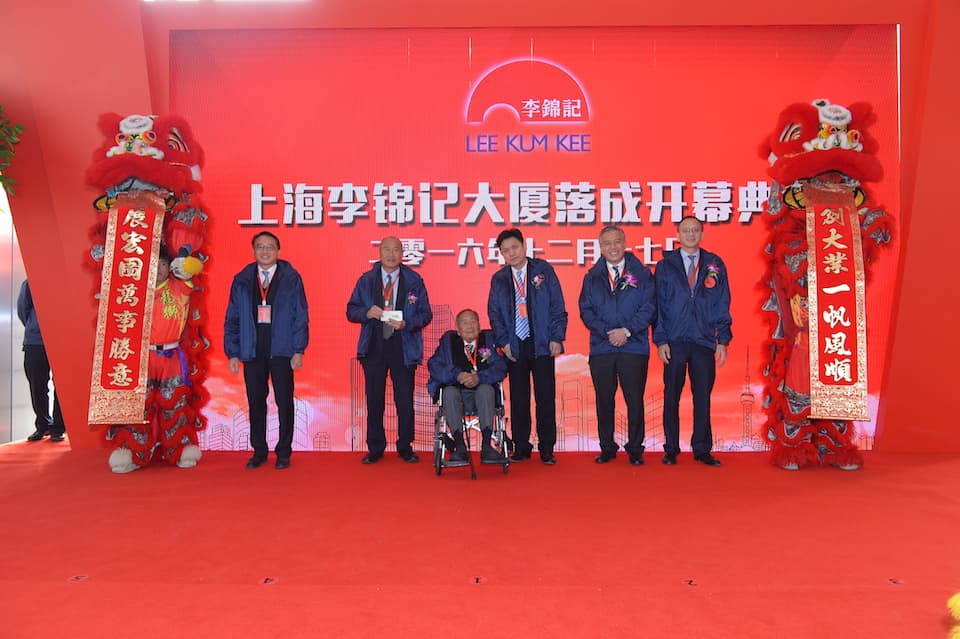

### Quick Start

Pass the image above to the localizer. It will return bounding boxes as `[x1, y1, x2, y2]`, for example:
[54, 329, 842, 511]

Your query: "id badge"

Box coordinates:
[257, 304, 272, 324]
[518, 302, 527, 318]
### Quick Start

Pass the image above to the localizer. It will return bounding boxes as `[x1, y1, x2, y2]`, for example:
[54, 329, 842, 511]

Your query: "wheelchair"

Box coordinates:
[433, 383, 510, 479]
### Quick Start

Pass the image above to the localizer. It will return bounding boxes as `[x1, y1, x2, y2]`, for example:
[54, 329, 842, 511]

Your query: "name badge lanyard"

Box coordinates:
[464, 343, 478, 372]
[513, 271, 527, 318]
[257, 273, 272, 323]
[382, 276, 395, 311]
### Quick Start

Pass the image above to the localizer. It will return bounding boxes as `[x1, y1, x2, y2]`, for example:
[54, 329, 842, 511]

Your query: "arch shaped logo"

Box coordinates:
[465, 59, 591, 124]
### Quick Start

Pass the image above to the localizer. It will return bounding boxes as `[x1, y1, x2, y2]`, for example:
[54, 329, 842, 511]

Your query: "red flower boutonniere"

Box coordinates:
[406, 292, 418, 305]
[704, 263, 720, 289]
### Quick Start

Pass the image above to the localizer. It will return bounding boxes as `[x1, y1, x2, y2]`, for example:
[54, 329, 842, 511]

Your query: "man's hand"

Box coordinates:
[386, 318, 406, 330]
[291, 353, 304, 370]
[228, 357, 240, 374]
[607, 328, 628, 348]
[657, 344, 671, 364]
[457, 371, 479, 388]
[502, 344, 516, 362]
[366, 305, 384, 320]
[549, 341, 563, 356]
[715, 344, 728, 367]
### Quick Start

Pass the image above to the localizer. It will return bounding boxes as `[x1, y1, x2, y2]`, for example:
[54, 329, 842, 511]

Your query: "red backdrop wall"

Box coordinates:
[3, 0, 958, 452]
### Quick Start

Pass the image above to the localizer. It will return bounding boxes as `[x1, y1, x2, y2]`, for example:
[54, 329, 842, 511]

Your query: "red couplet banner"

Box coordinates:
[168, 25, 900, 453]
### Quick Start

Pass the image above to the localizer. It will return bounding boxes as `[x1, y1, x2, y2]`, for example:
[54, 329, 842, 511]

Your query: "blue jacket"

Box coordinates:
[653, 248, 732, 350]
[224, 260, 309, 361]
[578, 252, 655, 356]
[17, 280, 44, 348]
[426, 329, 508, 399]
[346, 263, 433, 366]
[487, 257, 568, 357]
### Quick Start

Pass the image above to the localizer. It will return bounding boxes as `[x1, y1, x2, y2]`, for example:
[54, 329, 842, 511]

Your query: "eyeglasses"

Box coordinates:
[254, 244, 278, 250]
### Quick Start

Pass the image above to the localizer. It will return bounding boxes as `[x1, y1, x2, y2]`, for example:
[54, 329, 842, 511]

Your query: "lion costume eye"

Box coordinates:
[143, 130, 157, 144]
[166, 128, 189, 153]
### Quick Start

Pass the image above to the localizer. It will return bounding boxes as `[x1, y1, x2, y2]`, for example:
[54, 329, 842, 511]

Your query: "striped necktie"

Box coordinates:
[515, 270, 530, 340]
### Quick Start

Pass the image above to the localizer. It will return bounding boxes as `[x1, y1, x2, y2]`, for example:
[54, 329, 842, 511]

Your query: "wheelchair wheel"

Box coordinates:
[433, 415, 445, 476]
[433, 434, 444, 475]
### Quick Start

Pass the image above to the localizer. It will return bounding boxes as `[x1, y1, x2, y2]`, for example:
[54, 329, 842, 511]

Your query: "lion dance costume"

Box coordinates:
[86, 113, 211, 473]
[759, 99, 894, 470]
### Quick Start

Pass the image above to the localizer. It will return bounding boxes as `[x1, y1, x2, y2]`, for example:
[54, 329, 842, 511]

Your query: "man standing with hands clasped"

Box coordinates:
[225, 231, 309, 470]
[579, 226, 656, 465]
[654, 216, 732, 467]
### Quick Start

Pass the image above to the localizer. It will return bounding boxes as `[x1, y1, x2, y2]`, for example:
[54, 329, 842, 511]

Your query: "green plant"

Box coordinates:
[1, 104, 26, 196]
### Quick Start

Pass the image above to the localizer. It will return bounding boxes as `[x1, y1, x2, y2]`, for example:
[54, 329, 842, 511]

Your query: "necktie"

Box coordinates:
[687, 255, 697, 287]
[515, 271, 530, 340]
[261, 269, 271, 288]
[612, 265, 620, 290]
[383, 273, 394, 339]
[465, 343, 475, 368]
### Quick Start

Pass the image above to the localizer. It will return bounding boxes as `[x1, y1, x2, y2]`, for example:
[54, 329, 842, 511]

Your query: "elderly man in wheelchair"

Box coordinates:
[427, 308, 509, 471]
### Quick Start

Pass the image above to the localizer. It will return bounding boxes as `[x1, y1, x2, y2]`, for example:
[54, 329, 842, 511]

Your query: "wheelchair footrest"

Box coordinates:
[442, 459, 471, 468]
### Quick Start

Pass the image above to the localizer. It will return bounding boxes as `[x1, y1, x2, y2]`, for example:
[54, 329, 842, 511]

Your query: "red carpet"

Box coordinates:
[1, 442, 957, 638]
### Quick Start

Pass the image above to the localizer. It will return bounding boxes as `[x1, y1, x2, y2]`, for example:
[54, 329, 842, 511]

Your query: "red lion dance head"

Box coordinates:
[757, 98, 894, 471]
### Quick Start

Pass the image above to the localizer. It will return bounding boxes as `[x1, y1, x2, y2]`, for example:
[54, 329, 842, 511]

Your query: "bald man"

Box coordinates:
[347, 237, 433, 464]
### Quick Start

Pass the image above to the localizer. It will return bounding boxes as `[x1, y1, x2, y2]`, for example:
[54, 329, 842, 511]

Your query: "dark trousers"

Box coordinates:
[589, 352, 649, 456]
[362, 334, 416, 456]
[662, 341, 716, 456]
[441, 384, 496, 433]
[243, 355, 295, 459]
[24, 345, 64, 436]
[507, 337, 556, 456]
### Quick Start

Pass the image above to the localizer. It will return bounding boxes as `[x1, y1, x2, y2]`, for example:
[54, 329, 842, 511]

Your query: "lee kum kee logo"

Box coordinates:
[465, 58, 592, 154]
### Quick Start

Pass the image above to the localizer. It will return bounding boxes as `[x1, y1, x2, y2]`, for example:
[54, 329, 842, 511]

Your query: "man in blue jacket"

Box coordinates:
[487, 228, 567, 464]
[427, 309, 508, 463]
[225, 231, 309, 470]
[347, 236, 433, 464]
[18, 280, 66, 442]
[579, 226, 656, 465]
[654, 216, 732, 467]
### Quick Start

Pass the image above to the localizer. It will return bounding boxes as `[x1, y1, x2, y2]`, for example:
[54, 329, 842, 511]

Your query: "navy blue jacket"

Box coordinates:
[578, 252, 655, 356]
[487, 257, 568, 357]
[346, 263, 433, 366]
[224, 260, 309, 361]
[653, 248, 732, 350]
[426, 329, 508, 399]
[17, 280, 44, 348]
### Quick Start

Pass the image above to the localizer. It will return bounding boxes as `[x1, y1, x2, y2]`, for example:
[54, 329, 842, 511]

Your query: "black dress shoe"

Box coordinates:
[361, 453, 383, 464]
[26, 430, 46, 442]
[629, 455, 644, 466]
[246, 456, 267, 469]
[509, 451, 531, 462]
[481, 448, 504, 463]
[540, 453, 556, 465]
[694, 453, 721, 467]
[49, 433, 65, 442]
[400, 452, 420, 463]
[594, 453, 616, 464]
[662, 453, 678, 465]
[275, 458, 291, 469]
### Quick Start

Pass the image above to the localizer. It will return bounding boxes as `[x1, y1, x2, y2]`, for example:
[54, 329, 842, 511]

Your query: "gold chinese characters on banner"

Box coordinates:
[804, 181, 869, 421]
[88, 192, 165, 424]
